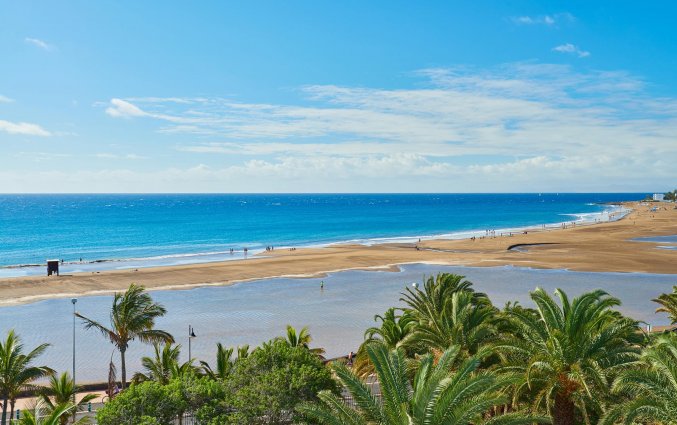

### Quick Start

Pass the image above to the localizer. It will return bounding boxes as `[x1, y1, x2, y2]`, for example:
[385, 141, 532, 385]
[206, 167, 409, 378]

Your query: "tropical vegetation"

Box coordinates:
[39, 372, 96, 425]
[601, 333, 677, 424]
[16, 400, 84, 425]
[653, 285, 677, 324]
[75, 283, 174, 389]
[2, 273, 677, 424]
[0, 331, 53, 425]
[298, 341, 549, 425]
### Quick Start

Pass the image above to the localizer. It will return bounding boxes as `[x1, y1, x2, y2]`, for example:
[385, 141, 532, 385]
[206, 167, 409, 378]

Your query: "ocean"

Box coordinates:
[0, 193, 641, 277]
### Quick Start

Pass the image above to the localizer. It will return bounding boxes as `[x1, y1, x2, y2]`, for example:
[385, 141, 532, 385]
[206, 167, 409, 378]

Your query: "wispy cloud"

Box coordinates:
[24, 37, 54, 51]
[96, 63, 676, 191]
[552, 43, 590, 58]
[105, 98, 147, 118]
[0, 95, 14, 103]
[0, 119, 51, 136]
[511, 13, 575, 26]
[94, 153, 147, 160]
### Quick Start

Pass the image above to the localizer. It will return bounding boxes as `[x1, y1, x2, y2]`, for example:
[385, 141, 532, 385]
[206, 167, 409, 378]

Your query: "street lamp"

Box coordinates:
[188, 325, 196, 361]
[71, 298, 77, 424]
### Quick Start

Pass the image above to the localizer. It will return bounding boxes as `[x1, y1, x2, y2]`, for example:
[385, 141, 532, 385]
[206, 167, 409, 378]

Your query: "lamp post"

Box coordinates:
[71, 298, 77, 424]
[188, 325, 196, 361]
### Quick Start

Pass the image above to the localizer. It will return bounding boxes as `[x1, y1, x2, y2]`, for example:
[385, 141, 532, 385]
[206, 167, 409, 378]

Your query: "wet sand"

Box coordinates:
[1, 201, 675, 306]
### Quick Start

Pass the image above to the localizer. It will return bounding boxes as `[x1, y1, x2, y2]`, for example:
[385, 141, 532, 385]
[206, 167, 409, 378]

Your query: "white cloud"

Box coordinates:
[105, 98, 147, 118]
[553, 43, 590, 58]
[511, 13, 574, 26]
[0, 95, 14, 103]
[76, 63, 677, 191]
[24, 37, 53, 51]
[0, 119, 51, 136]
[94, 153, 147, 160]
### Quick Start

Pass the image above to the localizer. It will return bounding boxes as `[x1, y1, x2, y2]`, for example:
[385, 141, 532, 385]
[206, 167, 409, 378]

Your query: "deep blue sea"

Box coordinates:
[0, 193, 642, 276]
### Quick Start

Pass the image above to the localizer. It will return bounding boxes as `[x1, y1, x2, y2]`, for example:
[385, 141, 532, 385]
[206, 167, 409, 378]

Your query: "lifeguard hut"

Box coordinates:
[47, 259, 60, 276]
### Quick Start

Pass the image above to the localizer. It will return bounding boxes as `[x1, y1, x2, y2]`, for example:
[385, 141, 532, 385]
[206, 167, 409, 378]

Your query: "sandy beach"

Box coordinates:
[1, 201, 675, 306]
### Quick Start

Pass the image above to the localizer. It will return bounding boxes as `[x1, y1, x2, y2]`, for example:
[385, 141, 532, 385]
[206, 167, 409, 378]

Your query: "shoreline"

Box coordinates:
[0, 201, 675, 307]
[0, 202, 625, 276]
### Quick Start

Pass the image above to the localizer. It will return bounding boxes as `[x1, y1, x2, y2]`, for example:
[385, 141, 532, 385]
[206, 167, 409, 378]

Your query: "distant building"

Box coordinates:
[653, 193, 665, 201]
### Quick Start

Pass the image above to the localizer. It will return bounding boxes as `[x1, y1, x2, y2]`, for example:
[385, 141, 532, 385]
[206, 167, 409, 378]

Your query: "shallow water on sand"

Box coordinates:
[0, 263, 674, 383]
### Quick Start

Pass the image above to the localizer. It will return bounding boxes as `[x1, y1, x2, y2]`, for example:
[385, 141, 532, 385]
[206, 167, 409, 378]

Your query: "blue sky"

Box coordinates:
[1, 1, 676, 192]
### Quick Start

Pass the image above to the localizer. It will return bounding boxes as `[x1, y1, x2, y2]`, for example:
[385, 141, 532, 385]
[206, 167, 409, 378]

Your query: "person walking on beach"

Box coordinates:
[320, 281, 324, 290]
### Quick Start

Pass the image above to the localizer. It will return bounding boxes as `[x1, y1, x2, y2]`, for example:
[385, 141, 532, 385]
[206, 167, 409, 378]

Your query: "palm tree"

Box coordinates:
[17, 400, 88, 425]
[653, 285, 677, 324]
[353, 308, 415, 377]
[200, 343, 234, 381]
[364, 308, 416, 348]
[405, 290, 497, 356]
[494, 288, 641, 425]
[75, 284, 174, 389]
[298, 342, 549, 425]
[400, 273, 496, 356]
[280, 325, 325, 356]
[600, 333, 677, 424]
[200, 343, 249, 381]
[131, 343, 194, 385]
[40, 372, 97, 425]
[0, 330, 53, 425]
[400, 274, 481, 322]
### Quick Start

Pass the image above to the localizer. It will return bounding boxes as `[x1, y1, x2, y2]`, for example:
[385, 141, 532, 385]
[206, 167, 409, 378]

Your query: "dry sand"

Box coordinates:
[1, 201, 675, 306]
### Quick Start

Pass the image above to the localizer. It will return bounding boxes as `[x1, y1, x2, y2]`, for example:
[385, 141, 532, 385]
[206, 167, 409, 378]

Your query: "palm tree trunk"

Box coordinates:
[120, 348, 127, 389]
[1, 394, 8, 425]
[8, 400, 14, 425]
[553, 392, 575, 425]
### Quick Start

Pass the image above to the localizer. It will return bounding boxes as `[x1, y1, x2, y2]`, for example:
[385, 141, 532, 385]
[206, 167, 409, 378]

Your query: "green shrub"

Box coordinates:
[225, 340, 337, 424]
[95, 381, 185, 425]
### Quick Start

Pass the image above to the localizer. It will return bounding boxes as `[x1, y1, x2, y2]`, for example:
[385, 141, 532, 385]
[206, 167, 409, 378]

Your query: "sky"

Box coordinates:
[1, 1, 676, 193]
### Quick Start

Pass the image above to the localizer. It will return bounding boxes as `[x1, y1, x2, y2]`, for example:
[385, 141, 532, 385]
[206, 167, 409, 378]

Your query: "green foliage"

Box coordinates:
[200, 342, 250, 381]
[299, 342, 550, 425]
[279, 325, 326, 356]
[132, 343, 195, 385]
[76, 283, 174, 388]
[365, 307, 416, 348]
[601, 333, 677, 424]
[16, 401, 84, 425]
[99, 373, 231, 424]
[175, 375, 231, 424]
[354, 307, 415, 376]
[0, 330, 53, 425]
[200, 343, 235, 380]
[95, 380, 185, 425]
[10, 276, 677, 425]
[663, 189, 676, 201]
[136, 417, 160, 425]
[40, 372, 97, 425]
[225, 339, 337, 424]
[654, 285, 677, 325]
[400, 273, 497, 356]
[494, 288, 641, 425]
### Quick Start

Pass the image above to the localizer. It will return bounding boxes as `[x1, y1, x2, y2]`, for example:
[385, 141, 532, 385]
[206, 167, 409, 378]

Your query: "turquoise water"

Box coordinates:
[0, 193, 639, 276]
[0, 264, 674, 383]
